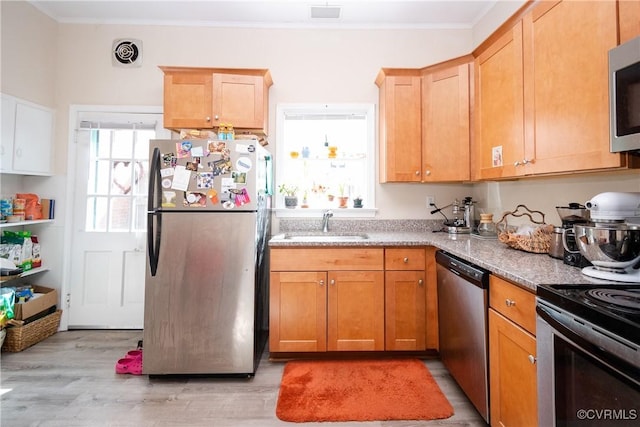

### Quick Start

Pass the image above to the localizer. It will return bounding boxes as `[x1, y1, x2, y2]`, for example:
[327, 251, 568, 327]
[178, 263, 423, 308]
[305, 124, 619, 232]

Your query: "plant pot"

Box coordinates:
[353, 198, 363, 208]
[284, 196, 298, 209]
[338, 196, 349, 208]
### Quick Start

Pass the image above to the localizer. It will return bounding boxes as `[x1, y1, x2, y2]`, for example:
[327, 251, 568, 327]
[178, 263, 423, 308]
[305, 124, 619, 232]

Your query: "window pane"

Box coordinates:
[86, 196, 108, 231]
[134, 130, 153, 159]
[132, 160, 148, 196]
[132, 196, 147, 231]
[109, 197, 131, 231]
[111, 130, 134, 158]
[87, 160, 111, 195]
[95, 129, 112, 158]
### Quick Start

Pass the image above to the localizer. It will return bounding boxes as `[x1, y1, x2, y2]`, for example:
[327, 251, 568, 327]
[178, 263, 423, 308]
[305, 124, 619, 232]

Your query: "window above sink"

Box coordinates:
[274, 103, 376, 218]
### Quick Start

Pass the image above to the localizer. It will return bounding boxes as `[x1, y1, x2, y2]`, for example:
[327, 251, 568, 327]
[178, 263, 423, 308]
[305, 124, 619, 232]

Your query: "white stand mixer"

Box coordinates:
[578, 192, 640, 283]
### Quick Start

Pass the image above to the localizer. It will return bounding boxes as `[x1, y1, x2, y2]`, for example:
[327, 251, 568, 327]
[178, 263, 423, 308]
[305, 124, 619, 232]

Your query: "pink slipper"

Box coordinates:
[126, 349, 142, 360]
[115, 357, 142, 375]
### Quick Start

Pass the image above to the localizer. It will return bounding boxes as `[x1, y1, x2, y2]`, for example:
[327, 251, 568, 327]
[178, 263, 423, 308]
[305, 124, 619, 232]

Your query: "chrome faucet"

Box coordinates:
[322, 210, 334, 233]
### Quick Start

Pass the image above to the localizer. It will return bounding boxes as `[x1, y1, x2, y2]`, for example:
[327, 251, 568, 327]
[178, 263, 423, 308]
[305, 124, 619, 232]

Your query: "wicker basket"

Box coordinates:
[496, 205, 553, 254]
[2, 309, 62, 352]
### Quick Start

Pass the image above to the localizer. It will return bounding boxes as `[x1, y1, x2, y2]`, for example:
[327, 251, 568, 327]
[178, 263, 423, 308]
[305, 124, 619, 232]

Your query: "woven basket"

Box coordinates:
[496, 205, 553, 254]
[2, 309, 62, 352]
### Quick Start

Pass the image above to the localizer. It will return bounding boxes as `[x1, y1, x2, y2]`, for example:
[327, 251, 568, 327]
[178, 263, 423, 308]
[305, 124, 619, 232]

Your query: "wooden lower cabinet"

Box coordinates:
[488, 276, 537, 427]
[385, 270, 425, 350]
[269, 248, 385, 353]
[269, 269, 384, 352]
[269, 246, 436, 354]
[269, 271, 327, 352]
[385, 248, 426, 351]
[327, 271, 385, 351]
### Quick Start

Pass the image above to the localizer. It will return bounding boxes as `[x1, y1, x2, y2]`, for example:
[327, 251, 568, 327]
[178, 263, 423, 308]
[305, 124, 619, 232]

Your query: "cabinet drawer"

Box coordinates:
[489, 275, 536, 335]
[385, 248, 425, 270]
[270, 248, 384, 271]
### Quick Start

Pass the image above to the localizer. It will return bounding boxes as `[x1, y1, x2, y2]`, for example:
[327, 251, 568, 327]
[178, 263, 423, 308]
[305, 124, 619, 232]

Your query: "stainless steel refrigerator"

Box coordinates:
[143, 138, 272, 376]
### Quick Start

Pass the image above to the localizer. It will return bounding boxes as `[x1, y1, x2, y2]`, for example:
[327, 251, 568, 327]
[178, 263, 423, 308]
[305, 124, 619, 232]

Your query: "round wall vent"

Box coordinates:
[112, 39, 143, 68]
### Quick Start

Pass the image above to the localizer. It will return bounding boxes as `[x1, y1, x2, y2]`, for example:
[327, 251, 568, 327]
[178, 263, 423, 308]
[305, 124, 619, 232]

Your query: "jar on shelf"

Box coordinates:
[477, 213, 497, 236]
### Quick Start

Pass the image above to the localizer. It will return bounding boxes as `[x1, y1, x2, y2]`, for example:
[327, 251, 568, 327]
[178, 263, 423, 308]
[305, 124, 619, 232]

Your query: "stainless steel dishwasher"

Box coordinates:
[436, 250, 490, 423]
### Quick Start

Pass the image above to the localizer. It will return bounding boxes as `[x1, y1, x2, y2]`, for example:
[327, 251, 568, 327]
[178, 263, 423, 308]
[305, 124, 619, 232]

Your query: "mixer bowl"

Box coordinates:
[574, 224, 640, 270]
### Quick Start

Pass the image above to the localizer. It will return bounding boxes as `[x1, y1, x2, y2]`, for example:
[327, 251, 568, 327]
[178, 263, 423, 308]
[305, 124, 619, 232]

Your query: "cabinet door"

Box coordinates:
[378, 75, 422, 182]
[12, 102, 53, 175]
[212, 74, 267, 131]
[269, 271, 327, 352]
[1, 94, 16, 172]
[523, 0, 622, 174]
[385, 271, 426, 351]
[618, 0, 640, 45]
[162, 71, 214, 129]
[474, 21, 525, 180]
[422, 63, 470, 182]
[489, 309, 538, 427]
[327, 271, 384, 351]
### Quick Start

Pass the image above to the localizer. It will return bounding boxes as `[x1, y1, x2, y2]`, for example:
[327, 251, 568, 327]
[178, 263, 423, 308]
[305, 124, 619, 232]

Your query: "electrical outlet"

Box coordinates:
[426, 196, 435, 209]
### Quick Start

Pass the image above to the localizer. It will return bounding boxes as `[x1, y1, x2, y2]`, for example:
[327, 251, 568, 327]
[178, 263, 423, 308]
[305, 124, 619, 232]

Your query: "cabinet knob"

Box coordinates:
[528, 355, 536, 364]
[214, 115, 219, 120]
[415, 171, 420, 176]
[505, 298, 516, 307]
[514, 160, 521, 167]
[15, 148, 22, 158]
[425, 170, 431, 176]
[403, 257, 409, 263]
[418, 279, 424, 286]
[319, 280, 324, 286]
[330, 279, 335, 285]
[205, 116, 211, 122]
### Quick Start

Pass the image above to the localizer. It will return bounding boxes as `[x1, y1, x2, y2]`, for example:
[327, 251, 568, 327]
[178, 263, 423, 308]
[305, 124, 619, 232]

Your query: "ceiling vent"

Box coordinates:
[112, 39, 142, 68]
[310, 5, 341, 19]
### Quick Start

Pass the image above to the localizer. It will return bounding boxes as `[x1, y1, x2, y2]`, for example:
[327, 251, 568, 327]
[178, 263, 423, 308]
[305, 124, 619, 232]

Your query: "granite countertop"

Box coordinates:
[268, 219, 600, 291]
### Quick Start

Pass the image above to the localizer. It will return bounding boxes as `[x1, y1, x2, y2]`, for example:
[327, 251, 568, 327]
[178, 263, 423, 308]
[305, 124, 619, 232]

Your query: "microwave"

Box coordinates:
[609, 36, 640, 153]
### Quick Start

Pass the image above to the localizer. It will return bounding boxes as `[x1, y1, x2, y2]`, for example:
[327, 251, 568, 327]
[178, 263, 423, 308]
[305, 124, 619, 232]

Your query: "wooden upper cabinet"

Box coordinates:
[376, 70, 422, 182]
[619, 0, 640, 43]
[422, 59, 472, 182]
[522, 0, 625, 174]
[160, 66, 272, 133]
[473, 20, 525, 180]
[212, 73, 268, 131]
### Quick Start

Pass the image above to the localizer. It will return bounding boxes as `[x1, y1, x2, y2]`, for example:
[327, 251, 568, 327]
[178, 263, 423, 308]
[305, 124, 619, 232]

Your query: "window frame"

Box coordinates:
[274, 103, 377, 218]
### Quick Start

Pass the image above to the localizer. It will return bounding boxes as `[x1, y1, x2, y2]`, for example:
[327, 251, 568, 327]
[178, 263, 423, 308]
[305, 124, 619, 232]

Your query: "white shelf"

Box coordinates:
[0, 266, 49, 283]
[0, 219, 54, 229]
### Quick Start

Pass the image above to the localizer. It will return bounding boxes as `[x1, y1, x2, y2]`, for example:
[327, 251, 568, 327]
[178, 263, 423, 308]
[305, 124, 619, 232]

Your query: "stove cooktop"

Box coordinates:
[536, 283, 640, 346]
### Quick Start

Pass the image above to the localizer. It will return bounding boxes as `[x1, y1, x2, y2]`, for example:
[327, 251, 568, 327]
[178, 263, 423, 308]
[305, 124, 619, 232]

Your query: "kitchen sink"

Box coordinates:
[281, 233, 369, 241]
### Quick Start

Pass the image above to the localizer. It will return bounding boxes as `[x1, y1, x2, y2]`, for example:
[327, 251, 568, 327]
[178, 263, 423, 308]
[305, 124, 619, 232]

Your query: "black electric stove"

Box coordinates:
[536, 283, 640, 346]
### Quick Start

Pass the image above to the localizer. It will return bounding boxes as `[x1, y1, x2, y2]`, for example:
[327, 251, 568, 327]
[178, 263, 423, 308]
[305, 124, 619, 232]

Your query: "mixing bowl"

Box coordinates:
[574, 224, 640, 270]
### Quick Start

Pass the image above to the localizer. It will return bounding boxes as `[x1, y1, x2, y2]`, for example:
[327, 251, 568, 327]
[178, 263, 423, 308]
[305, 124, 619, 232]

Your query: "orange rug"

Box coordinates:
[275, 359, 454, 422]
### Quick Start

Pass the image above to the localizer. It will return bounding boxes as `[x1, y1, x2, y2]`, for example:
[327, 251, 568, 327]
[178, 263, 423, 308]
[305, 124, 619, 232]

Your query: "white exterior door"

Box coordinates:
[68, 111, 169, 328]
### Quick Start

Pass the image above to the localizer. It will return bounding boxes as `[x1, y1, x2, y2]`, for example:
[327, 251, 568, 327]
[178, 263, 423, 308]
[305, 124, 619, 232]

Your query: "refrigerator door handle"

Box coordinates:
[147, 147, 162, 276]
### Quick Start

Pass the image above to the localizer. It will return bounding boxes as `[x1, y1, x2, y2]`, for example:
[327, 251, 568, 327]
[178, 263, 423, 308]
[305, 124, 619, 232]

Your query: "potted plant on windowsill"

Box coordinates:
[337, 183, 349, 209]
[278, 184, 299, 209]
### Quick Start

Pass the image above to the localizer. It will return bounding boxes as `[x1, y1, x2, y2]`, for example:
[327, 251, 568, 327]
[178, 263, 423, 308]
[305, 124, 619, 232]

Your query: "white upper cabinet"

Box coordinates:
[1, 94, 54, 176]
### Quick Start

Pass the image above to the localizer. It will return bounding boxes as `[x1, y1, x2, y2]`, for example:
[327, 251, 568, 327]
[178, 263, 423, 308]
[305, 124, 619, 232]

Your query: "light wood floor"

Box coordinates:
[1, 330, 488, 427]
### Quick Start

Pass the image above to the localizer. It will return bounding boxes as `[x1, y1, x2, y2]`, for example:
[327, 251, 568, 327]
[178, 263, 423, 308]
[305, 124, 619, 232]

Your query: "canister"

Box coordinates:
[0, 197, 12, 220]
[549, 226, 564, 259]
[13, 198, 26, 220]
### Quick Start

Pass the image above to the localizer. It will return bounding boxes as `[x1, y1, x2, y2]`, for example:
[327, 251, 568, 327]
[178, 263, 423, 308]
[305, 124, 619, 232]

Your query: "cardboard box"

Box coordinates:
[13, 285, 58, 321]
